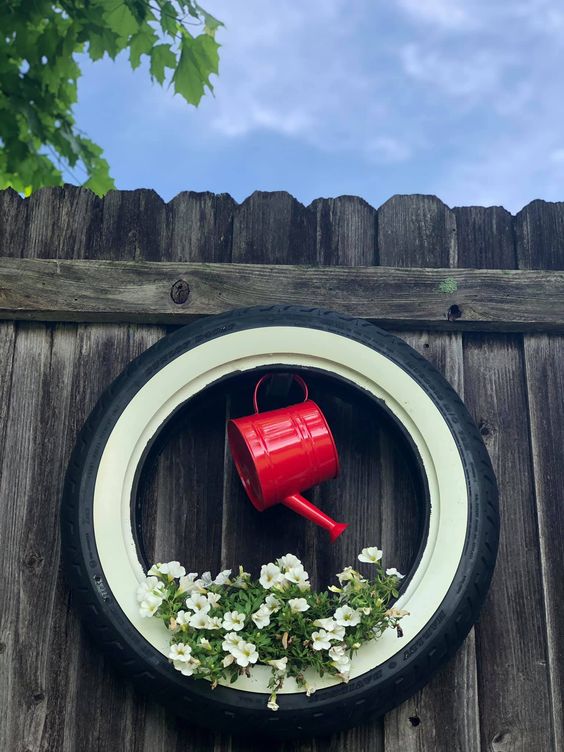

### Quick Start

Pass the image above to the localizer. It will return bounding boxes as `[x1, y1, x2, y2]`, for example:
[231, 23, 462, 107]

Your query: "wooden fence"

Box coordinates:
[0, 187, 562, 752]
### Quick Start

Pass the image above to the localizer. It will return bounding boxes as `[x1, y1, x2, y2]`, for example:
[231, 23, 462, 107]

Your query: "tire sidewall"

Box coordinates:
[61, 306, 499, 736]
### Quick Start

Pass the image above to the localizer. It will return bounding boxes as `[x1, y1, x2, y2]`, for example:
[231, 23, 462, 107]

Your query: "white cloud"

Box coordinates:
[396, 0, 474, 30]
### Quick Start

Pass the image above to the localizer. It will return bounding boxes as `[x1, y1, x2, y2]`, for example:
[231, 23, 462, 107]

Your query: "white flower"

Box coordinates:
[334, 605, 362, 627]
[232, 640, 258, 667]
[222, 610, 246, 631]
[386, 567, 405, 579]
[265, 594, 281, 612]
[178, 573, 205, 594]
[284, 563, 309, 584]
[207, 616, 223, 630]
[222, 654, 236, 667]
[295, 575, 311, 592]
[305, 682, 316, 697]
[148, 561, 185, 578]
[206, 592, 221, 607]
[358, 546, 383, 564]
[267, 692, 279, 711]
[311, 630, 332, 651]
[288, 597, 310, 613]
[173, 657, 199, 676]
[328, 643, 347, 662]
[251, 605, 271, 629]
[175, 610, 190, 626]
[139, 600, 159, 618]
[313, 618, 345, 641]
[200, 637, 212, 650]
[222, 632, 243, 654]
[361, 607, 372, 615]
[259, 563, 284, 589]
[136, 576, 166, 606]
[169, 643, 192, 662]
[266, 657, 288, 672]
[277, 553, 302, 570]
[336, 567, 356, 584]
[189, 611, 211, 629]
[200, 571, 213, 587]
[213, 569, 232, 585]
[185, 593, 211, 614]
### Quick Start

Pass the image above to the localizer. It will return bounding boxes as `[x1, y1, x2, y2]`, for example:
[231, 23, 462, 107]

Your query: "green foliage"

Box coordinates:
[0, 1, 222, 196]
[141, 553, 408, 708]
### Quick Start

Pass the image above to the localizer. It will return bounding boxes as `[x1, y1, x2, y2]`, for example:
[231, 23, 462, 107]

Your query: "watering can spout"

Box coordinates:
[282, 494, 348, 542]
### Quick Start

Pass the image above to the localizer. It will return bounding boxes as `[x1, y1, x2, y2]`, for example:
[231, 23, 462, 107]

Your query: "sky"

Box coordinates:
[70, 0, 564, 213]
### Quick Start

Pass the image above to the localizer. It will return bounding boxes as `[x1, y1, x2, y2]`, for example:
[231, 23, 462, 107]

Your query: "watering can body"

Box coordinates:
[227, 375, 347, 541]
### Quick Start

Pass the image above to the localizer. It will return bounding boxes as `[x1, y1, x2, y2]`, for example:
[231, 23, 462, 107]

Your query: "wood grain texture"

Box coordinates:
[517, 198, 564, 751]
[380, 194, 480, 752]
[463, 334, 553, 751]
[2, 258, 564, 331]
[0, 187, 561, 752]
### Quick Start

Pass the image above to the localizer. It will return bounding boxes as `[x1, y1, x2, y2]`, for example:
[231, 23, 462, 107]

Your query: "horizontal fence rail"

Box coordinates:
[0, 257, 563, 331]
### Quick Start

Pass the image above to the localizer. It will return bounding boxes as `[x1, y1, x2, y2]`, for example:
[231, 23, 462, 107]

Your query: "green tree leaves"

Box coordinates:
[173, 33, 220, 105]
[0, 0, 223, 196]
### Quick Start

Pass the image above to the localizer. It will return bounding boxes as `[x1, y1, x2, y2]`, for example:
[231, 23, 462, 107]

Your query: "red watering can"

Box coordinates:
[227, 374, 348, 542]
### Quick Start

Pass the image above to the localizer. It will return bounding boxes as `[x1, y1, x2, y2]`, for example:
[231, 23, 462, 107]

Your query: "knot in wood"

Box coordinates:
[170, 279, 190, 305]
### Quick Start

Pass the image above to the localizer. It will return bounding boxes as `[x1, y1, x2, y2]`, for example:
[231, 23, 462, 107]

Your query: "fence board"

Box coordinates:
[4, 258, 564, 331]
[378, 194, 480, 752]
[0, 187, 560, 752]
[517, 198, 564, 751]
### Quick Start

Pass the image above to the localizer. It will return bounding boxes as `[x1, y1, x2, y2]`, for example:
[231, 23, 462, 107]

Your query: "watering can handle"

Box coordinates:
[253, 373, 309, 414]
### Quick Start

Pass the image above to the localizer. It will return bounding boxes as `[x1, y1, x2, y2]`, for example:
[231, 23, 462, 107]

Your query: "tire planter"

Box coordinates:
[61, 305, 499, 738]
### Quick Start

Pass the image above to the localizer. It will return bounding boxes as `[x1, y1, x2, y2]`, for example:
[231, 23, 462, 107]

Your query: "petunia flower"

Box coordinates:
[189, 611, 211, 629]
[334, 605, 361, 627]
[357, 547, 383, 564]
[222, 632, 243, 654]
[232, 640, 259, 667]
[288, 597, 310, 613]
[213, 569, 232, 586]
[259, 563, 284, 589]
[311, 630, 332, 651]
[222, 610, 246, 631]
[386, 567, 405, 579]
[168, 643, 192, 662]
[185, 593, 211, 614]
[266, 657, 288, 672]
[277, 553, 302, 570]
[313, 617, 345, 640]
[251, 605, 271, 629]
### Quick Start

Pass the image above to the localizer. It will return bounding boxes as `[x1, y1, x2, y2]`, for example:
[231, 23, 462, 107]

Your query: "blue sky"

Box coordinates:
[71, 0, 564, 213]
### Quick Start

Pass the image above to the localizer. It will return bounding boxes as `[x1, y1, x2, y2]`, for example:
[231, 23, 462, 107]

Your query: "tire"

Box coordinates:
[61, 305, 499, 739]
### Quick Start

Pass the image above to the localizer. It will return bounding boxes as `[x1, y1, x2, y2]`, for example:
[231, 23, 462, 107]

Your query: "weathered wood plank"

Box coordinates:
[453, 206, 516, 269]
[463, 334, 554, 751]
[2, 258, 564, 331]
[522, 335, 564, 751]
[223, 192, 320, 752]
[309, 196, 385, 752]
[517, 198, 564, 751]
[380, 194, 480, 752]
[514, 199, 564, 270]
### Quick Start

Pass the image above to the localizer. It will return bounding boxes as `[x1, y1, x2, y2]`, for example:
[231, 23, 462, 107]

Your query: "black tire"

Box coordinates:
[61, 305, 499, 739]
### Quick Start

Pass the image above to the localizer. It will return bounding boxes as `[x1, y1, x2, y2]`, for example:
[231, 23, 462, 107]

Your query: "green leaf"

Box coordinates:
[83, 163, 115, 196]
[129, 27, 158, 69]
[172, 33, 219, 105]
[102, 0, 140, 40]
[158, 1, 179, 35]
[88, 28, 121, 61]
[150, 43, 176, 84]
